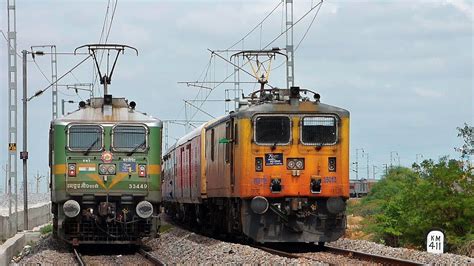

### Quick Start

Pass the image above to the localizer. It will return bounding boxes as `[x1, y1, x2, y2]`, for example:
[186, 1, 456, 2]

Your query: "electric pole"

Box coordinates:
[21, 50, 29, 231]
[390, 151, 398, 168]
[366, 152, 369, 179]
[355, 148, 364, 180]
[31, 45, 58, 119]
[34, 171, 43, 193]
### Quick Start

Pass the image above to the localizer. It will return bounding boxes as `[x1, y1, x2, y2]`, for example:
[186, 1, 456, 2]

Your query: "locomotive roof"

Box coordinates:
[166, 97, 349, 153]
[52, 97, 162, 127]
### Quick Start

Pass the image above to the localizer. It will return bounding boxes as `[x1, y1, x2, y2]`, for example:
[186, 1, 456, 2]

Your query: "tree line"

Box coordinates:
[351, 123, 473, 256]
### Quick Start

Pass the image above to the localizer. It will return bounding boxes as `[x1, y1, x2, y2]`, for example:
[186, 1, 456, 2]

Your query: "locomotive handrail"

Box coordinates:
[248, 88, 321, 103]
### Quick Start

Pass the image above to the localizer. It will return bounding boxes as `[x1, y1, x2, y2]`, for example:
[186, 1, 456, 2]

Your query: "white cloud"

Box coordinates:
[444, 0, 473, 20]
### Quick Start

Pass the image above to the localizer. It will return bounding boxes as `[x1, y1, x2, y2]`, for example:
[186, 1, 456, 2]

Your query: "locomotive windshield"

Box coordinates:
[112, 125, 147, 152]
[255, 116, 291, 145]
[301, 116, 337, 145]
[68, 125, 103, 151]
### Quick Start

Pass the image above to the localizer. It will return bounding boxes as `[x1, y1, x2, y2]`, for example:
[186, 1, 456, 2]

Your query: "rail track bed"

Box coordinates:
[73, 246, 164, 266]
[16, 222, 473, 265]
[256, 243, 423, 265]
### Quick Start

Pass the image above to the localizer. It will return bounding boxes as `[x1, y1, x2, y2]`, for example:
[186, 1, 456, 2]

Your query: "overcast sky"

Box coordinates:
[0, 0, 472, 193]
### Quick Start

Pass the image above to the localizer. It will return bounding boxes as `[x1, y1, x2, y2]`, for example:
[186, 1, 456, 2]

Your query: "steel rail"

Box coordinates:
[254, 244, 423, 266]
[73, 248, 85, 266]
[324, 246, 423, 266]
[138, 248, 165, 266]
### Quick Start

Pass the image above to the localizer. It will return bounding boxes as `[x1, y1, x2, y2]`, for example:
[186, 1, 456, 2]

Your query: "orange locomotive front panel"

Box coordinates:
[163, 87, 350, 244]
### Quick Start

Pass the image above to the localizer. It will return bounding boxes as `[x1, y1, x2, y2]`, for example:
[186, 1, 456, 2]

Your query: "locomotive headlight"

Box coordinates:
[99, 164, 108, 175]
[63, 200, 80, 218]
[287, 160, 296, 169]
[99, 164, 116, 175]
[107, 164, 116, 175]
[136, 201, 153, 219]
[295, 159, 304, 170]
[287, 158, 304, 170]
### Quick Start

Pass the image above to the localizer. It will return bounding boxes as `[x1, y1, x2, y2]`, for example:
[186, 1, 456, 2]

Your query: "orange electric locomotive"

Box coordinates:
[162, 87, 350, 244]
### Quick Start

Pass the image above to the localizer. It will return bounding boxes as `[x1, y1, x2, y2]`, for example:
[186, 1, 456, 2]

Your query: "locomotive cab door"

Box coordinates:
[224, 120, 235, 193]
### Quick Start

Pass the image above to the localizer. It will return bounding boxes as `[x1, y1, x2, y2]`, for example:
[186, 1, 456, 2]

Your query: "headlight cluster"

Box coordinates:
[99, 163, 116, 175]
[287, 158, 304, 170]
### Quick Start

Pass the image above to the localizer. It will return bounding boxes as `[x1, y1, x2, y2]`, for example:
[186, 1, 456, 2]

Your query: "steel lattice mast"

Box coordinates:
[7, 0, 19, 232]
[285, 0, 294, 89]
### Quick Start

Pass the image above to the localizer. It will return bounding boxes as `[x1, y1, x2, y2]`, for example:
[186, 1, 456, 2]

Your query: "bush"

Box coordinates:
[40, 224, 53, 235]
[358, 160, 473, 255]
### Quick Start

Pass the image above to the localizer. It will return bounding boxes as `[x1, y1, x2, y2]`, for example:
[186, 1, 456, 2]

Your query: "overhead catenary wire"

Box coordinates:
[226, 0, 283, 51]
[263, 0, 323, 50]
[188, 1, 323, 121]
[295, 0, 323, 51]
[93, 0, 119, 95]
[272, 0, 324, 71]
[27, 55, 92, 102]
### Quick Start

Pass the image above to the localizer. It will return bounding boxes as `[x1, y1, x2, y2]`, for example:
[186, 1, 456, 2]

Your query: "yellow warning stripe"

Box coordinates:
[148, 164, 161, 174]
[53, 164, 66, 175]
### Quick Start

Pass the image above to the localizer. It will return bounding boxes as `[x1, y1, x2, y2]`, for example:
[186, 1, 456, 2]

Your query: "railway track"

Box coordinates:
[73, 248, 85, 266]
[72, 247, 165, 266]
[255, 244, 424, 265]
[138, 248, 165, 266]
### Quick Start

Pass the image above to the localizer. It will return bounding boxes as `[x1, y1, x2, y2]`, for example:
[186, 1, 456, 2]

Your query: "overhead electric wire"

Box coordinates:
[0, 29, 21, 58]
[263, 0, 323, 50]
[98, 0, 111, 45]
[33, 59, 51, 84]
[272, 0, 324, 71]
[28, 55, 92, 102]
[93, 0, 119, 95]
[226, 0, 283, 50]
[295, 0, 323, 51]
[105, 0, 118, 44]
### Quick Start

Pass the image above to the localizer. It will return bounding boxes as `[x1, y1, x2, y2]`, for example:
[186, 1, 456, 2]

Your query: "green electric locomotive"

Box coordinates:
[49, 95, 162, 245]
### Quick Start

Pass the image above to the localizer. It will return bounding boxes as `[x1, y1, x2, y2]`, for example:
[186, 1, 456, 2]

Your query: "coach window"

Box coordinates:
[254, 116, 291, 145]
[68, 125, 103, 151]
[112, 125, 148, 152]
[301, 116, 337, 145]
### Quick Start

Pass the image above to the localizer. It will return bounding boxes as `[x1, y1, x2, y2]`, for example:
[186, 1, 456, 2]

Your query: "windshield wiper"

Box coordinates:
[84, 137, 100, 156]
[127, 140, 146, 156]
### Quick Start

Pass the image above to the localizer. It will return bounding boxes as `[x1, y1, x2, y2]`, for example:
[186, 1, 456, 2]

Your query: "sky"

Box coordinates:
[0, 0, 472, 193]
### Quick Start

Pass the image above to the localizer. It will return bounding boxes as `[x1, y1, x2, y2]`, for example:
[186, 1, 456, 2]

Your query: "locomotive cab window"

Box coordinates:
[254, 116, 291, 145]
[112, 125, 148, 152]
[301, 116, 337, 145]
[67, 125, 103, 151]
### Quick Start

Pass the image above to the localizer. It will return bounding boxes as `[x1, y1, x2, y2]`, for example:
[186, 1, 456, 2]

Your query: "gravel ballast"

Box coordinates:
[328, 238, 473, 265]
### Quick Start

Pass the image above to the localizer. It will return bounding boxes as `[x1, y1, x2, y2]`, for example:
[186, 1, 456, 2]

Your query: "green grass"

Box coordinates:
[40, 224, 53, 235]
